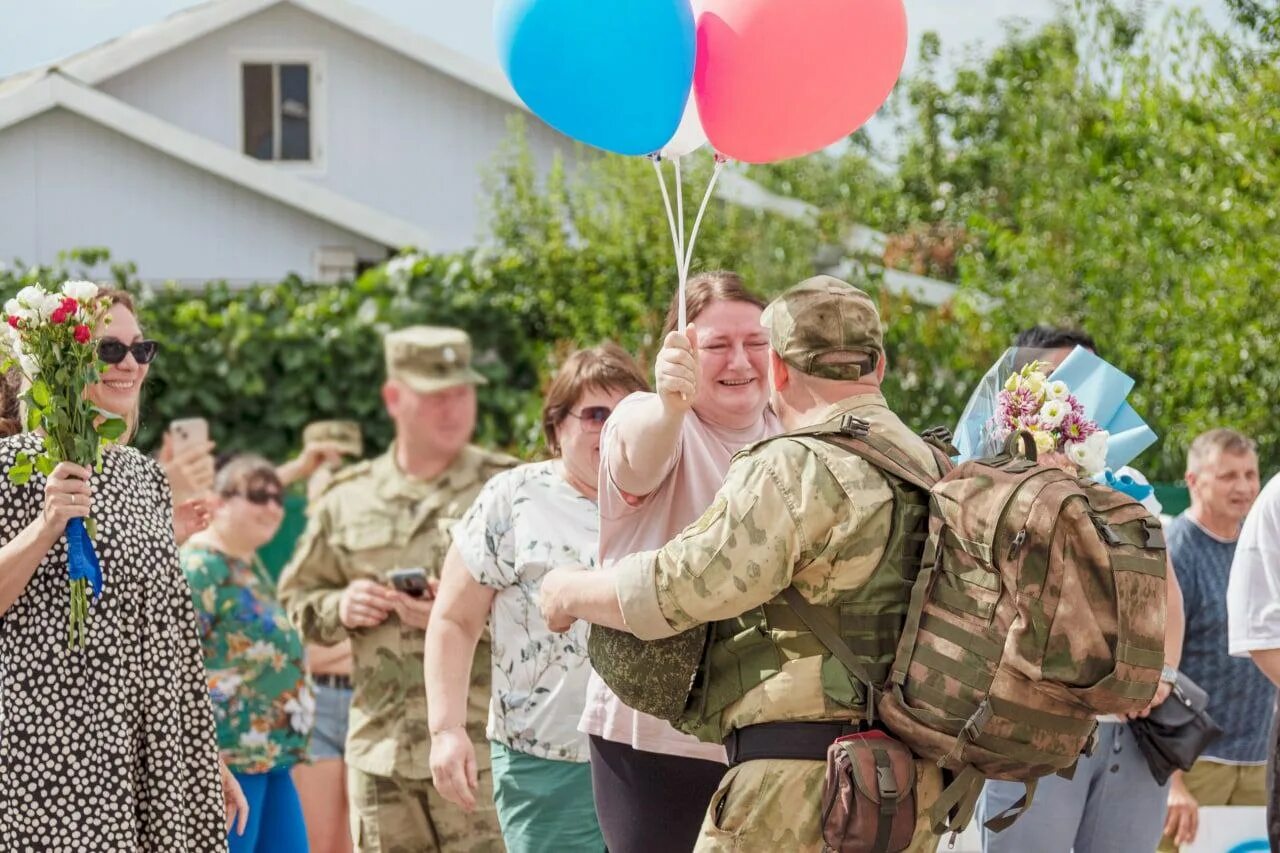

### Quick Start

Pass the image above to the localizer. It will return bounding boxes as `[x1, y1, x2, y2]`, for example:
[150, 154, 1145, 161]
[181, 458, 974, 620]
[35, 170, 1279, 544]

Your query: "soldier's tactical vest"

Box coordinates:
[673, 415, 940, 744]
[586, 414, 938, 740]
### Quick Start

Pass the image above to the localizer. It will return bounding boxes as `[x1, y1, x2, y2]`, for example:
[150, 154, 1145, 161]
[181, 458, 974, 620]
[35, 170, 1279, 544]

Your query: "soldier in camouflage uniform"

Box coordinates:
[279, 327, 517, 853]
[540, 277, 945, 852]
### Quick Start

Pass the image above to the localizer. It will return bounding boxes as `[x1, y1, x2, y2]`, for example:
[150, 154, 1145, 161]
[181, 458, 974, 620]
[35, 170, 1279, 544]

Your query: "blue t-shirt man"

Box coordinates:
[1160, 431, 1267, 853]
[1169, 513, 1276, 766]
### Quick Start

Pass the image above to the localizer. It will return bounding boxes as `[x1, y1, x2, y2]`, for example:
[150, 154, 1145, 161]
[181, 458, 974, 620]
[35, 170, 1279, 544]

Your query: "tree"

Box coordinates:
[866, 0, 1280, 479]
[1224, 0, 1280, 44]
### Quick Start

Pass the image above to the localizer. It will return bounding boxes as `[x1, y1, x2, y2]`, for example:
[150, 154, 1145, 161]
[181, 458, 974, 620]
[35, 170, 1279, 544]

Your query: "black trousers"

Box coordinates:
[589, 734, 726, 853]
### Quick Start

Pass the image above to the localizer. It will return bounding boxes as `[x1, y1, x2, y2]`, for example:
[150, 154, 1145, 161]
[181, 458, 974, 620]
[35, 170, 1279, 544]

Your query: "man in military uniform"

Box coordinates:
[539, 277, 944, 852]
[279, 327, 516, 853]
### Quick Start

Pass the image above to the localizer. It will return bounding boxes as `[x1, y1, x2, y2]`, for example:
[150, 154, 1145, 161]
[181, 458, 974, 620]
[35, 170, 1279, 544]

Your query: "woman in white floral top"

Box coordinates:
[425, 343, 649, 852]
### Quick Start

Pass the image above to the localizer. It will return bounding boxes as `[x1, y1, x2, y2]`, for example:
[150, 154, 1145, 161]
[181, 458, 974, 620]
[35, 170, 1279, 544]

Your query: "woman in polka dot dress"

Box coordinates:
[0, 289, 244, 851]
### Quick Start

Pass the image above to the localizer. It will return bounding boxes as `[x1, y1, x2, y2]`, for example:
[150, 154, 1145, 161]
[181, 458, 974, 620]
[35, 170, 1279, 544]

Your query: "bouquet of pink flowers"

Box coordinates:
[992, 359, 1109, 475]
[3, 281, 127, 648]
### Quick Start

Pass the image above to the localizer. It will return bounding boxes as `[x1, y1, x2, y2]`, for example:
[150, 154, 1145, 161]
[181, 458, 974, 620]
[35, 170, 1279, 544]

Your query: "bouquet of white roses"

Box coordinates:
[3, 281, 127, 648]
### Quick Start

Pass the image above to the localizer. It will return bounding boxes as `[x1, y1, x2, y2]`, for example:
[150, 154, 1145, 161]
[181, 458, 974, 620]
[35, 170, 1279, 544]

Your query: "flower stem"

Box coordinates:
[68, 579, 88, 651]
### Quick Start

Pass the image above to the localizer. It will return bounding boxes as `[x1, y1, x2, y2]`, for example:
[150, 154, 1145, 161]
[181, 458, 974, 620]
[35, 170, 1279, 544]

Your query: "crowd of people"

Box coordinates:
[0, 273, 1277, 853]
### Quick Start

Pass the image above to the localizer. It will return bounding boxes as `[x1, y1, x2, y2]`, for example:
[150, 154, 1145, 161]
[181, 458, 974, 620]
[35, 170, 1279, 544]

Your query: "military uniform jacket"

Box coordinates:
[615, 392, 943, 736]
[279, 445, 517, 779]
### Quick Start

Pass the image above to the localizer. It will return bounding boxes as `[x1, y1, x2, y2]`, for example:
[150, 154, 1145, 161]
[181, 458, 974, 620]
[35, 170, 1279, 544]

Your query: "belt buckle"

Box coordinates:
[726, 729, 741, 766]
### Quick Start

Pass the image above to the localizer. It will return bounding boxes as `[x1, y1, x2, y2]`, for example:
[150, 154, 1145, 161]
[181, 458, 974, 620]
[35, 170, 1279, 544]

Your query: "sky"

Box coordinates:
[0, 0, 1231, 80]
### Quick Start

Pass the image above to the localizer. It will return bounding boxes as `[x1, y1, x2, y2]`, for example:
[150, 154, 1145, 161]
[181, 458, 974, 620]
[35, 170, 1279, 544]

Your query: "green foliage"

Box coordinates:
[481, 120, 820, 352]
[482, 120, 987, 436]
[873, 0, 1280, 479]
[1225, 0, 1280, 44]
[2, 251, 546, 462]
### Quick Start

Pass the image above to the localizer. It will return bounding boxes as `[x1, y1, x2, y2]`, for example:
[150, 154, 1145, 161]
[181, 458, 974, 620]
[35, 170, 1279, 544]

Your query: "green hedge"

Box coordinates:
[1, 245, 990, 468]
[2, 249, 549, 461]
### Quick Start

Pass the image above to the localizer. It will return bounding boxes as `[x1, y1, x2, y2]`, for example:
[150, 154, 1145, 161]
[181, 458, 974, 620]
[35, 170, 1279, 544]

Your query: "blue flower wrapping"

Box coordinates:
[65, 517, 103, 599]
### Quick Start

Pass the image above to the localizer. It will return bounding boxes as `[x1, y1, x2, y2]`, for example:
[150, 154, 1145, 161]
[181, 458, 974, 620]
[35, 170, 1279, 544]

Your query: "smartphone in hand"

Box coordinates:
[389, 567, 431, 599]
[169, 417, 209, 455]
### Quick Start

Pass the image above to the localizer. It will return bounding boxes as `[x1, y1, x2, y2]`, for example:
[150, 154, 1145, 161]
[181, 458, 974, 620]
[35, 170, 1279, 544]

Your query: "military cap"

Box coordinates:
[302, 420, 363, 457]
[384, 326, 487, 393]
[761, 276, 884, 381]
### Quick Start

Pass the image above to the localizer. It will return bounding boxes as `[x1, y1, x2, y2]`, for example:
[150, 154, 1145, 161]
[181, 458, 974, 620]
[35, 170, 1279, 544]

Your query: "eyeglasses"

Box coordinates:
[98, 338, 159, 366]
[565, 406, 612, 431]
[238, 488, 284, 508]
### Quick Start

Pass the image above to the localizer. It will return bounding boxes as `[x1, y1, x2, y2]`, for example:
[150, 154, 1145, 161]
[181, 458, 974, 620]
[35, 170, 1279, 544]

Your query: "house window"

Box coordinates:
[242, 62, 311, 161]
[313, 247, 358, 284]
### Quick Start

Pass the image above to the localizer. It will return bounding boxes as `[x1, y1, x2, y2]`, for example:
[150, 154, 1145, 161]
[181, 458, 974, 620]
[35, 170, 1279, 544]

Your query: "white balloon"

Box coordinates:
[660, 95, 707, 159]
[658, 0, 709, 159]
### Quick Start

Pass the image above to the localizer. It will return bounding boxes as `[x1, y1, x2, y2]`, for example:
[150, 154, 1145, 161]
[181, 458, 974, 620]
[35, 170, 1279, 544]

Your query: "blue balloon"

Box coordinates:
[494, 0, 695, 156]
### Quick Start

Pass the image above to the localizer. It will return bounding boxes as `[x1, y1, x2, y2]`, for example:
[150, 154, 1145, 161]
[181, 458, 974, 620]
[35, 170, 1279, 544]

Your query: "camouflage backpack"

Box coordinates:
[854, 430, 1168, 835]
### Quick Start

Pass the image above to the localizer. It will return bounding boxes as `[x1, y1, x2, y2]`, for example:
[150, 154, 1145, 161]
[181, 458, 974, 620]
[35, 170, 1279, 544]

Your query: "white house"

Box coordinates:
[0, 0, 961, 304]
[0, 0, 566, 285]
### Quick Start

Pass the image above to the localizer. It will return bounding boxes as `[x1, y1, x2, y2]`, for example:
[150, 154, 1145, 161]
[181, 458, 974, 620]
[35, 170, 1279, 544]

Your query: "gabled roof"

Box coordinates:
[22, 0, 523, 110]
[0, 71, 435, 249]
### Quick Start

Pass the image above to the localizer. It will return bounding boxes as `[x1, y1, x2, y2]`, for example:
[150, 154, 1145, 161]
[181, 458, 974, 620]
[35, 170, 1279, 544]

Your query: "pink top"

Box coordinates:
[579, 392, 782, 761]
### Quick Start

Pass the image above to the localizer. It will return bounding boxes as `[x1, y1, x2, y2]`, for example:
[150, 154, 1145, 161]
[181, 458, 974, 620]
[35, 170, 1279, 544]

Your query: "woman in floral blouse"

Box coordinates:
[183, 454, 313, 853]
[425, 343, 649, 853]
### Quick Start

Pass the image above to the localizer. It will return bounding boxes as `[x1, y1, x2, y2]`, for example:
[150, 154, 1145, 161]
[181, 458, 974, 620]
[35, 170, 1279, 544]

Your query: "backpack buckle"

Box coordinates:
[1090, 514, 1122, 547]
[922, 426, 954, 444]
[840, 415, 871, 437]
[876, 763, 899, 801]
[922, 426, 960, 457]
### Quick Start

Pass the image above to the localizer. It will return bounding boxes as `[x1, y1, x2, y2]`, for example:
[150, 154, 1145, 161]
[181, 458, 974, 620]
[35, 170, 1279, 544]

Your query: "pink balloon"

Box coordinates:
[694, 0, 908, 164]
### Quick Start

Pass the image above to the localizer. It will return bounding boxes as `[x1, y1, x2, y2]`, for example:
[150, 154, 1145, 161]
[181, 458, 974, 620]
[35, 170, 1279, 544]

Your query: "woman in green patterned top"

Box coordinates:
[182, 454, 313, 853]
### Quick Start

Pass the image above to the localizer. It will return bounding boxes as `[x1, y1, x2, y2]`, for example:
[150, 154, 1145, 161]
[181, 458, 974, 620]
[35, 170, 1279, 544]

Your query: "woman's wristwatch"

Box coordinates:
[1159, 664, 1179, 685]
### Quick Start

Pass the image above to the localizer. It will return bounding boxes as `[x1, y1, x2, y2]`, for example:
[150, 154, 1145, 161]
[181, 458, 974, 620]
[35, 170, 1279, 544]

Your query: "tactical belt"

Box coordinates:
[725, 722, 863, 767]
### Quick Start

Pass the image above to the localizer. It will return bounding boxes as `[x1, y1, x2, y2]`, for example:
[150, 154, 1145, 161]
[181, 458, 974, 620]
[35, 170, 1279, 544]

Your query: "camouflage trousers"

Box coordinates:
[348, 767, 505, 853]
[694, 757, 942, 852]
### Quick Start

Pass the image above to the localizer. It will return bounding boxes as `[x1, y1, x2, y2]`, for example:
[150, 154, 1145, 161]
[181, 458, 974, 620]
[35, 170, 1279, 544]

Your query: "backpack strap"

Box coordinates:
[925, 765, 1038, 836]
[781, 586, 880, 725]
[789, 415, 942, 494]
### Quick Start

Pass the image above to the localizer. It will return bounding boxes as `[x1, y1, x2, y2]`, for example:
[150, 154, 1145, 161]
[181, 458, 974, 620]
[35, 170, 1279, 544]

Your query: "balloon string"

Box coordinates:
[675, 158, 688, 331]
[675, 158, 687, 259]
[682, 158, 725, 276]
[651, 158, 688, 332]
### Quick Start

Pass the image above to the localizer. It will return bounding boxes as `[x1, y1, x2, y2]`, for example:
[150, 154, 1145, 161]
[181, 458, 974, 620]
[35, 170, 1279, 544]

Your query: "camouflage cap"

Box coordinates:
[384, 326, 487, 394]
[761, 275, 883, 381]
[302, 420, 363, 457]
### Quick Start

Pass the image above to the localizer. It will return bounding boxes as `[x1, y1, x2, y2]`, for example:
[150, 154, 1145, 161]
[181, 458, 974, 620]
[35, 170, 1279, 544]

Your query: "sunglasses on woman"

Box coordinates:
[566, 406, 613, 430]
[235, 488, 284, 508]
[98, 338, 160, 366]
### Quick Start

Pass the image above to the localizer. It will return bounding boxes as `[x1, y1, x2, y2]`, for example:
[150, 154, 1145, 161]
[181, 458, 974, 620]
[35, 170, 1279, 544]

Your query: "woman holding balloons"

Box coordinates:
[495, 0, 908, 850]
[580, 272, 779, 852]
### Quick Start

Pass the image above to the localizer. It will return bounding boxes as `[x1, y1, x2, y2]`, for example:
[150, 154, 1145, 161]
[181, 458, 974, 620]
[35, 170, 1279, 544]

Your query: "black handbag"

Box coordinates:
[1130, 673, 1225, 785]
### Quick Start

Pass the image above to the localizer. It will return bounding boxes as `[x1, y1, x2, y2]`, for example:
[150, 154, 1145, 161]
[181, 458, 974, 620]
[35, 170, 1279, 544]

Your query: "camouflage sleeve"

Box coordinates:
[615, 440, 845, 640]
[277, 496, 348, 645]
